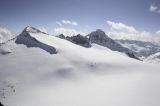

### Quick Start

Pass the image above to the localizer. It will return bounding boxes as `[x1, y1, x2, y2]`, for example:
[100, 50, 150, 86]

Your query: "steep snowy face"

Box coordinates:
[88, 29, 130, 53]
[116, 39, 160, 58]
[15, 26, 57, 54]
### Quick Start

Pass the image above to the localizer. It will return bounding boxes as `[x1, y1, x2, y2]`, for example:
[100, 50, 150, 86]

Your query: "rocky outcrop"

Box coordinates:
[16, 27, 57, 54]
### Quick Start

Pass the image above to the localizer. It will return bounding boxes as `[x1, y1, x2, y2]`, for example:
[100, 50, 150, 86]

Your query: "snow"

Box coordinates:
[88, 29, 131, 53]
[15, 27, 57, 54]
[144, 52, 160, 63]
[1, 27, 160, 106]
[116, 39, 160, 58]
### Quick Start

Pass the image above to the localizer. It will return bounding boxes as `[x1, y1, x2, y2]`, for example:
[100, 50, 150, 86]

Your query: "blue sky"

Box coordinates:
[0, 0, 160, 34]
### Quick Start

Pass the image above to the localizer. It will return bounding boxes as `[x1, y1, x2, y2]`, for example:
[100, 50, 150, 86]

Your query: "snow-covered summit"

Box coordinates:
[15, 26, 57, 54]
[22, 26, 48, 35]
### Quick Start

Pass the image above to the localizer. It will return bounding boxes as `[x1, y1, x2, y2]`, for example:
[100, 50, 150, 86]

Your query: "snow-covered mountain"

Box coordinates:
[116, 39, 160, 58]
[1, 27, 160, 106]
[15, 27, 57, 54]
[144, 52, 160, 63]
[57, 29, 139, 60]
[87, 29, 140, 60]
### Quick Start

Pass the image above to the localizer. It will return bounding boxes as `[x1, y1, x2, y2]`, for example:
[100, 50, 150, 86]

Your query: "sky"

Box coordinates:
[0, 0, 160, 38]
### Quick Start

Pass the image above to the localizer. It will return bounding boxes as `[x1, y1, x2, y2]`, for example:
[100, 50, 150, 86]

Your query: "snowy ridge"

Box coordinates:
[116, 39, 160, 58]
[144, 52, 160, 63]
[15, 27, 57, 54]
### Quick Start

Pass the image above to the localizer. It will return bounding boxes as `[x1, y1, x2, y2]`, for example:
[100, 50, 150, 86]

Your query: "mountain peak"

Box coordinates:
[22, 26, 48, 35]
[15, 26, 57, 54]
[96, 29, 105, 33]
[88, 29, 109, 39]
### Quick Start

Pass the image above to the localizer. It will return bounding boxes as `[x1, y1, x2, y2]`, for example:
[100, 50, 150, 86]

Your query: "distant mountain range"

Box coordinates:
[1, 26, 160, 63]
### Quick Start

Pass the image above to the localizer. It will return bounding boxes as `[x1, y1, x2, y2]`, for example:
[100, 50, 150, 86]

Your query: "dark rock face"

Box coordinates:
[57, 34, 91, 48]
[0, 102, 4, 106]
[69, 34, 91, 48]
[126, 52, 141, 60]
[88, 29, 140, 60]
[57, 29, 140, 60]
[58, 34, 65, 39]
[15, 27, 57, 54]
[88, 29, 130, 52]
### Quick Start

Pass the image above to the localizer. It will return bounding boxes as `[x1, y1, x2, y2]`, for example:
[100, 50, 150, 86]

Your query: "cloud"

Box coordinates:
[156, 30, 160, 35]
[149, 3, 160, 14]
[106, 21, 160, 44]
[0, 27, 12, 43]
[149, 4, 158, 12]
[107, 21, 137, 33]
[56, 20, 78, 27]
[62, 20, 78, 26]
[56, 21, 62, 26]
[53, 27, 85, 36]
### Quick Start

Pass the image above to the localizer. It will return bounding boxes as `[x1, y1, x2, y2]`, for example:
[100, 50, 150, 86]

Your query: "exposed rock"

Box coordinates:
[15, 27, 57, 54]
[0, 102, 4, 106]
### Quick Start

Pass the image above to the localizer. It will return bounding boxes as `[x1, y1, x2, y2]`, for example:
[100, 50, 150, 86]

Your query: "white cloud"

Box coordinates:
[149, 3, 160, 14]
[149, 4, 158, 12]
[107, 21, 137, 33]
[106, 21, 160, 44]
[56, 20, 78, 27]
[53, 27, 85, 36]
[62, 20, 78, 26]
[56, 21, 62, 26]
[0, 27, 12, 43]
[156, 30, 160, 35]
